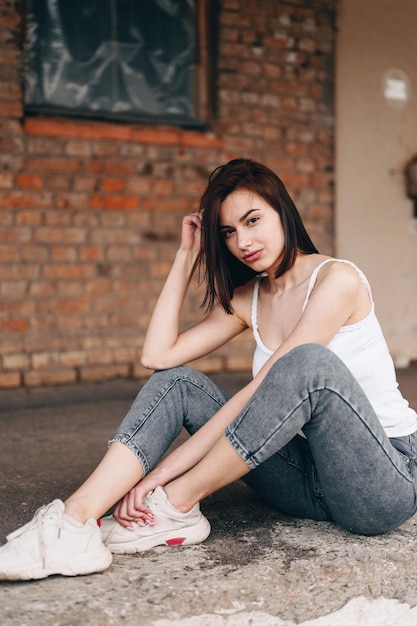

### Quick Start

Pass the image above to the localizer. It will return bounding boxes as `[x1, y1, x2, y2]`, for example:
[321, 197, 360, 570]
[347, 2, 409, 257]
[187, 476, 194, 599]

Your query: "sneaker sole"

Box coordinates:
[107, 516, 211, 555]
[0, 545, 112, 581]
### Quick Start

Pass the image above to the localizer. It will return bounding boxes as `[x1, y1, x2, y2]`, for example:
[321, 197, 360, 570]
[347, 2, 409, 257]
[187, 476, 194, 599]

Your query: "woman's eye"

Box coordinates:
[222, 229, 234, 239]
[248, 217, 259, 226]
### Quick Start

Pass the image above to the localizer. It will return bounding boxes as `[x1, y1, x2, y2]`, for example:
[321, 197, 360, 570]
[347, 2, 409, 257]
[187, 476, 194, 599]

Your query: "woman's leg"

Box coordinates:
[241, 435, 333, 522]
[165, 345, 417, 535]
[0, 367, 231, 580]
[66, 366, 231, 522]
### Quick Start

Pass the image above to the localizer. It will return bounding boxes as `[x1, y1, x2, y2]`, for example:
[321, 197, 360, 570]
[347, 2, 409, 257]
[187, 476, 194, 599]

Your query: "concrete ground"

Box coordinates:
[0, 368, 417, 626]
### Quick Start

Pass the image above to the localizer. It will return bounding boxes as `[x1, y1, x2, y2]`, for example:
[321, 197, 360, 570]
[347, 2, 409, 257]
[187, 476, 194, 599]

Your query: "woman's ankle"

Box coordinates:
[164, 484, 196, 514]
[64, 496, 95, 524]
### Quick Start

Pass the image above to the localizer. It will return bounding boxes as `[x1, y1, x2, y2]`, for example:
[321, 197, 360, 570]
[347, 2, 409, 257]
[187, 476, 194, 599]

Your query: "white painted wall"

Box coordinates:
[336, 0, 417, 365]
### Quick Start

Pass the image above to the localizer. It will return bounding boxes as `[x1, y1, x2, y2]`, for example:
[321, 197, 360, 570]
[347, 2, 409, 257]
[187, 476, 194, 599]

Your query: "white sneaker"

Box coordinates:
[0, 500, 112, 581]
[100, 486, 211, 554]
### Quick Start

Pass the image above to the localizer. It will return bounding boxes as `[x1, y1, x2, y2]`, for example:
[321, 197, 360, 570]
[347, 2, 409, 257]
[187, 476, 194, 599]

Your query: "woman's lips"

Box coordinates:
[243, 250, 262, 263]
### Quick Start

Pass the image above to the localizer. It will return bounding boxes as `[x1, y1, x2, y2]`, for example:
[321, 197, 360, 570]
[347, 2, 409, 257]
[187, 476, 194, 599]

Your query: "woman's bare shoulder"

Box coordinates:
[315, 258, 364, 286]
[312, 259, 371, 315]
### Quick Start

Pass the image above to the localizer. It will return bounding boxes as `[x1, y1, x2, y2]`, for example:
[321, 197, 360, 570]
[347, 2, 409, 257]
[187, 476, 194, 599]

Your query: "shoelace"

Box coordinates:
[6, 501, 64, 568]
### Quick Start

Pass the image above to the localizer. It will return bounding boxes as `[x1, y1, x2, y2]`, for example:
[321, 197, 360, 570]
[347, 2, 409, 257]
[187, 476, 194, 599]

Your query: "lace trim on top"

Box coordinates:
[251, 275, 273, 357]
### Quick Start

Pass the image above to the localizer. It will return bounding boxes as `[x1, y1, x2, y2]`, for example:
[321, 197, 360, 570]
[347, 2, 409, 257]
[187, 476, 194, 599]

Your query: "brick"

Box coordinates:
[107, 246, 132, 262]
[189, 355, 224, 373]
[126, 177, 152, 195]
[79, 246, 105, 262]
[0, 81, 21, 100]
[60, 351, 86, 367]
[35, 227, 86, 244]
[0, 299, 36, 316]
[296, 158, 316, 173]
[1, 318, 28, 333]
[16, 210, 43, 226]
[55, 193, 89, 210]
[42, 264, 95, 280]
[24, 369, 77, 387]
[0, 191, 52, 208]
[0, 9, 20, 29]
[3, 353, 30, 370]
[101, 178, 125, 193]
[0, 46, 20, 64]
[0, 100, 22, 117]
[90, 195, 140, 210]
[285, 143, 307, 156]
[73, 176, 97, 192]
[50, 246, 78, 262]
[55, 315, 86, 332]
[0, 244, 19, 261]
[0, 135, 24, 154]
[65, 140, 92, 157]
[0, 153, 23, 171]
[0, 226, 31, 243]
[0, 281, 27, 298]
[102, 161, 135, 177]
[31, 351, 60, 369]
[52, 298, 91, 314]
[0, 371, 21, 388]
[0, 265, 39, 280]
[281, 172, 310, 187]
[26, 157, 80, 174]
[25, 119, 225, 151]
[79, 364, 130, 383]
[112, 347, 137, 363]
[152, 180, 175, 195]
[27, 137, 63, 155]
[44, 211, 73, 226]
[47, 175, 72, 190]
[310, 173, 334, 188]
[132, 363, 152, 380]
[142, 198, 189, 213]
[29, 281, 55, 297]
[0, 172, 13, 188]
[85, 278, 110, 295]
[25, 118, 134, 142]
[0, 119, 22, 135]
[16, 173, 44, 190]
[91, 143, 119, 158]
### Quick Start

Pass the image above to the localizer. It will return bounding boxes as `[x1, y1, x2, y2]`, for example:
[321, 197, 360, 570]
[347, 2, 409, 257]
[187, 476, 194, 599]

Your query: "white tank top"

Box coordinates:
[251, 259, 417, 437]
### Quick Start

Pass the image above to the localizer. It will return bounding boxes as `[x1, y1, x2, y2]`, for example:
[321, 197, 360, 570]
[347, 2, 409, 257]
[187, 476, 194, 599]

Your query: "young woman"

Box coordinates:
[1, 158, 416, 581]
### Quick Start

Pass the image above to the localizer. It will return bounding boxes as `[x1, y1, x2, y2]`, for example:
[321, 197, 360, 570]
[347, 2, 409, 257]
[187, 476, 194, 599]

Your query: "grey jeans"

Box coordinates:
[109, 344, 417, 536]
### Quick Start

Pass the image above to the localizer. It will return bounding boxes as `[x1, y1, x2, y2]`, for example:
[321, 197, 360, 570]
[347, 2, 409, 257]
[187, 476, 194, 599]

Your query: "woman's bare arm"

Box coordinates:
[141, 213, 246, 370]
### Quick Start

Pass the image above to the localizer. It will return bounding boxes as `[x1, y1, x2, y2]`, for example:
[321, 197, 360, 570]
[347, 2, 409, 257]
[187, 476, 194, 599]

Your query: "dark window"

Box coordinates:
[24, 0, 213, 127]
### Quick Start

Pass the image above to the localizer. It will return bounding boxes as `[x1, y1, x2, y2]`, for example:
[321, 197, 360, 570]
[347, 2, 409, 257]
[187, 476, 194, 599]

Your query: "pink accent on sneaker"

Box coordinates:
[99, 486, 211, 554]
[165, 537, 186, 546]
[97, 519, 102, 528]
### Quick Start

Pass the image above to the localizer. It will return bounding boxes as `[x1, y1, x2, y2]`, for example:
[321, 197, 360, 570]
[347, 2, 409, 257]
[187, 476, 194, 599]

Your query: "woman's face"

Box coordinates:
[218, 189, 285, 274]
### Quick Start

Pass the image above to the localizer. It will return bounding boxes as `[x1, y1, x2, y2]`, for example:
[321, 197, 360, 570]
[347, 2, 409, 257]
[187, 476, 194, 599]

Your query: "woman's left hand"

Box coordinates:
[113, 471, 164, 528]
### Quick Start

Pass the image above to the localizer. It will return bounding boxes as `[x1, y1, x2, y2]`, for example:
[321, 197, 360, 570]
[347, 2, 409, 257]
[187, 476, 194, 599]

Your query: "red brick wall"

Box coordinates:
[0, 0, 337, 388]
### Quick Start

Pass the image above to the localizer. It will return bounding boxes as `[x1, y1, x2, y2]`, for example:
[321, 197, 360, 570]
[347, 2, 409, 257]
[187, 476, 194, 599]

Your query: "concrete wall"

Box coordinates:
[0, 0, 336, 387]
[336, 0, 417, 366]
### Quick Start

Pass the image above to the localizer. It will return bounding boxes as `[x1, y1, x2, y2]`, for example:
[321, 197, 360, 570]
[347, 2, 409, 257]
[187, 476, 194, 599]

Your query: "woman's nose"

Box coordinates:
[236, 230, 252, 249]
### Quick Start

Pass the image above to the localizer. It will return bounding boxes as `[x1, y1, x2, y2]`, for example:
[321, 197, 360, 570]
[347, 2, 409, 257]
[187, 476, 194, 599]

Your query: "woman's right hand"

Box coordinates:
[112, 470, 164, 528]
[180, 212, 202, 259]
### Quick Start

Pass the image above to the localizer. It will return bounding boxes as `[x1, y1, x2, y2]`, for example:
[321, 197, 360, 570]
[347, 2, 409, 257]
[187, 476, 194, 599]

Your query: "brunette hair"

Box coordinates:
[198, 158, 318, 313]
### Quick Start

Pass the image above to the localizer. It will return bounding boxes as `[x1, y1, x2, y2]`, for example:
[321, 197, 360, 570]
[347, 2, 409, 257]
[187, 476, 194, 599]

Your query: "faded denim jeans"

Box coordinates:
[109, 344, 417, 536]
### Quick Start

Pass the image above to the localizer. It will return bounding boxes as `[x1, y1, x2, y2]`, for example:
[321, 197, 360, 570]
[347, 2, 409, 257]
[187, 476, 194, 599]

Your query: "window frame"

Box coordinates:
[23, 0, 215, 129]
